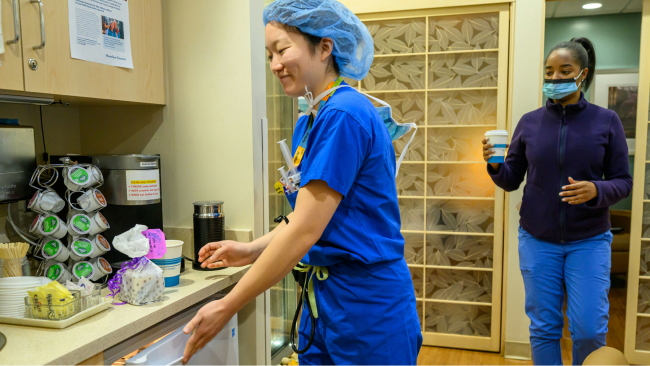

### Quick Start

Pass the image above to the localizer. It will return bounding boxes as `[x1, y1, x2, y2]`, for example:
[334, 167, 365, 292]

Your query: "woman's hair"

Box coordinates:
[546, 37, 596, 91]
[271, 21, 340, 75]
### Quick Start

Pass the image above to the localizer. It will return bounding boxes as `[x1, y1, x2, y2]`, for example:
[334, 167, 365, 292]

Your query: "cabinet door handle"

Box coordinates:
[31, 0, 45, 50]
[5, 0, 20, 45]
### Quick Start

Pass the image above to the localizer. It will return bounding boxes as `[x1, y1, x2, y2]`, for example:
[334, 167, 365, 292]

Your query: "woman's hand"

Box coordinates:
[482, 138, 506, 171]
[182, 300, 235, 364]
[198, 240, 259, 269]
[560, 177, 598, 204]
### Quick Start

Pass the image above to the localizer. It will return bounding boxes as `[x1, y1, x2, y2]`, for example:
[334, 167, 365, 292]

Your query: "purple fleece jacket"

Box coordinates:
[488, 93, 632, 243]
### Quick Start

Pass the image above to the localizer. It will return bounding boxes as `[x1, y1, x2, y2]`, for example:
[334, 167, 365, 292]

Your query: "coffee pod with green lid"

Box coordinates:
[45, 262, 72, 283]
[68, 214, 93, 236]
[31, 215, 67, 239]
[40, 238, 69, 262]
[64, 166, 91, 192]
[68, 237, 95, 261]
[72, 261, 96, 281]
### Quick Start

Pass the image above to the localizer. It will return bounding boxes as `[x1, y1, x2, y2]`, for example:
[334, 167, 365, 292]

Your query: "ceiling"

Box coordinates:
[546, 0, 642, 18]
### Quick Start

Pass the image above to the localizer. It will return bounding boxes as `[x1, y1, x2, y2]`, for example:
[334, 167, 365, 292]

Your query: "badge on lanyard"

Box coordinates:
[292, 78, 343, 167]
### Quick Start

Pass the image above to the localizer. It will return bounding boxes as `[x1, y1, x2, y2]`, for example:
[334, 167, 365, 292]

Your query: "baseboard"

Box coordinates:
[163, 227, 253, 261]
[504, 340, 532, 360]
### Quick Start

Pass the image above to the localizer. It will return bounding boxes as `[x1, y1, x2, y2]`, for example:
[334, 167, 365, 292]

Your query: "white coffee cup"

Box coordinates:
[89, 234, 111, 257]
[484, 130, 509, 163]
[71, 261, 96, 281]
[40, 238, 69, 262]
[45, 262, 72, 283]
[89, 257, 112, 281]
[88, 212, 110, 235]
[30, 215, 68, 239]
[77, 189, 107, 213]
[68, 214, 93, 236]
[68, 237, 95, 262]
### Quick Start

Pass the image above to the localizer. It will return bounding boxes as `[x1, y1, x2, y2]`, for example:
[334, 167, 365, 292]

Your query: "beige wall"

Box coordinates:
[0, 104, 81, 243]
[77, 0, 264, 233]
[503, 0, 545, 360]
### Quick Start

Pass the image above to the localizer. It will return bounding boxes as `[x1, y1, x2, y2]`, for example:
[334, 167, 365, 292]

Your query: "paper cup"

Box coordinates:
[45, 262, 72, 283]
[89, 257, 112, 281]
[72, 261, 95, 281]
[64, 167, 92, 192]
[40, 238, 69, 262]
[485, 130, 509, 163]
[68, 214, 93, 236]
[77, 189, 107, 213]
[68, 238, 95, 262]
[88, 212, 110, 235]
[89, 234, 111, 258]
[151, 240, 184, 287]
[31, 215, 67, 239]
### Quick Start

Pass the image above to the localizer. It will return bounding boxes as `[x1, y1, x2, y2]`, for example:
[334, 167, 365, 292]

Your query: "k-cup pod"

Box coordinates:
[87, 166, 103, 187]
[40, 238, 69, 262]
[71, 261, 95, 281]
[31, 215, 67, 239]
[45, 262, 72, 283]
[88, 212, 110, 235]
[68, 237, 95, 262]
[89, 234, 111, 257]
[28, 189, 65, 214]
[64, 166, 91, 192]
[485, 130, 509, 164]
[68, 214, 93, 236]
[77, 189, 107, 213]
[89, 257, 112, 281]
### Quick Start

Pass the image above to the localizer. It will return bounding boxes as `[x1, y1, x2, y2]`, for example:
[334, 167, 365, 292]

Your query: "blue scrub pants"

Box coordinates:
[518, 227, 612, 365]
[298, 259, 422, 365]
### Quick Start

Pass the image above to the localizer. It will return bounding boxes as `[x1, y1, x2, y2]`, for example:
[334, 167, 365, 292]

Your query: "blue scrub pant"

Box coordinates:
[518, 227, 612, 365]
[298, 259, 422, 365]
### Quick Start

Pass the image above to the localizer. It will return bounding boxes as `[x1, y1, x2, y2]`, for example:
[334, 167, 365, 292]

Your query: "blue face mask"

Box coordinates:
[542, 69, 584, 100]
[304, 85, 417, 177]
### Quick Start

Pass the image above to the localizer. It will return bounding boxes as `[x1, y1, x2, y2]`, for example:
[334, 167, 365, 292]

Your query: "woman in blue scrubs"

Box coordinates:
[181, 0, 422, 364]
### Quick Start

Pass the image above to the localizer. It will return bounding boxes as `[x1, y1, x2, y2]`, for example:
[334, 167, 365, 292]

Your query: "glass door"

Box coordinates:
[266, 45, 298, 361]
[355, 3, 510, 352]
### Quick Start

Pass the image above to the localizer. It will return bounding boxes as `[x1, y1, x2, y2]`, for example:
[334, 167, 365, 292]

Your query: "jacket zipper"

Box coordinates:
[560, 107, 567, 243]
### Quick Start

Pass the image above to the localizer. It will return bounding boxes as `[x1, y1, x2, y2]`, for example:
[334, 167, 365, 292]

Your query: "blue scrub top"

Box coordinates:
[292, 83, 404, 267]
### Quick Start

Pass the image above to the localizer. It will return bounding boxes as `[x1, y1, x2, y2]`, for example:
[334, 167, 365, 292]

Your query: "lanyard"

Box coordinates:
[292, 77, 344, 166]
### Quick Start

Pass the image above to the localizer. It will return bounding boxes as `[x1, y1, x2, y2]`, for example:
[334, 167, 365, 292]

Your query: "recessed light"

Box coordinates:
[582, 3, 603, 9]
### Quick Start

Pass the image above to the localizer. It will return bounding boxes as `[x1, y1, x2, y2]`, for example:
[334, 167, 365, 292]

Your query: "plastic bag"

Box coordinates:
[113, 224, 149, 258]
[109, 257, 165, 305]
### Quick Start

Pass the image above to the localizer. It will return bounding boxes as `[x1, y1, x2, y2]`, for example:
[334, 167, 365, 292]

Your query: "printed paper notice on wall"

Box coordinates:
[125, 170, 160, 201]
[68, 0, 133, 68]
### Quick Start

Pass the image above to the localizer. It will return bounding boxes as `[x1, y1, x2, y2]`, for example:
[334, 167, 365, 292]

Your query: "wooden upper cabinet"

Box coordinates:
[0, 0, 25, 92]
[19, 0, 165, 104]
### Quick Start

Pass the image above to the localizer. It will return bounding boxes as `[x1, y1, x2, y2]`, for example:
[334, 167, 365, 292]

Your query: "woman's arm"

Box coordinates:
[182, 180, 341, 363]
[487, 118, 528, 192]
[585, 112, 633, 208]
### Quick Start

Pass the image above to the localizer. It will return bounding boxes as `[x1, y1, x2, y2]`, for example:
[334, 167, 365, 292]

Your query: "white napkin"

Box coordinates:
[112, 224, 150, 258]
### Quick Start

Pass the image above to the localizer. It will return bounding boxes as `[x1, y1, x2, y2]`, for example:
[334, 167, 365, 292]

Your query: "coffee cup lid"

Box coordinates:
[96, 235, 111, 251]
[485, 130, 509, 136]
[72, 261, 95, 280]
[67, 167, 91, 186]
[96, 258, 112, 274]
[70, 214, 92, 234]
[71, 238, 94, 257]
[45, 263, 67, 281]
[41, 238, 63, 259]
[96, 212, 110, 229]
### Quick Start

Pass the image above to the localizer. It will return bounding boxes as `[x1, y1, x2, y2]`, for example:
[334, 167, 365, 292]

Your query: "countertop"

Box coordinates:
[0, 262, 250, 365]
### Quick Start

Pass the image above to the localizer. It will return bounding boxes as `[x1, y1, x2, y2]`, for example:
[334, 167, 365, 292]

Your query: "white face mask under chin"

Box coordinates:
[302, 85, 417, 178]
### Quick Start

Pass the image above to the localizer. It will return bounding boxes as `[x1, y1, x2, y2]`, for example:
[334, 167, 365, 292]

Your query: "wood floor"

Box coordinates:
[417, 287, 627, 365]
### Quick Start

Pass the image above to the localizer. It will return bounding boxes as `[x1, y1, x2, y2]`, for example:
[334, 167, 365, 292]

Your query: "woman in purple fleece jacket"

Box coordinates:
[483, 38, 632, 365]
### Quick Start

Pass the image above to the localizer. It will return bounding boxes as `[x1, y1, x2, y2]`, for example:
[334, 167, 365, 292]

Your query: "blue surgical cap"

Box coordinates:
[263, 0, 374, 80]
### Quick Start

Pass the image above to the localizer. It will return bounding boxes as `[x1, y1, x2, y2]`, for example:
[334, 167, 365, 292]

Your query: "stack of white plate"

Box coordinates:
[0, 277, 51, 318]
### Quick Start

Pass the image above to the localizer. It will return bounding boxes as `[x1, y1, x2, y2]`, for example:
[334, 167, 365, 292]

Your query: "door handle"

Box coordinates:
[31, 0, 45, 50]
[5, 0, 19, 45]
